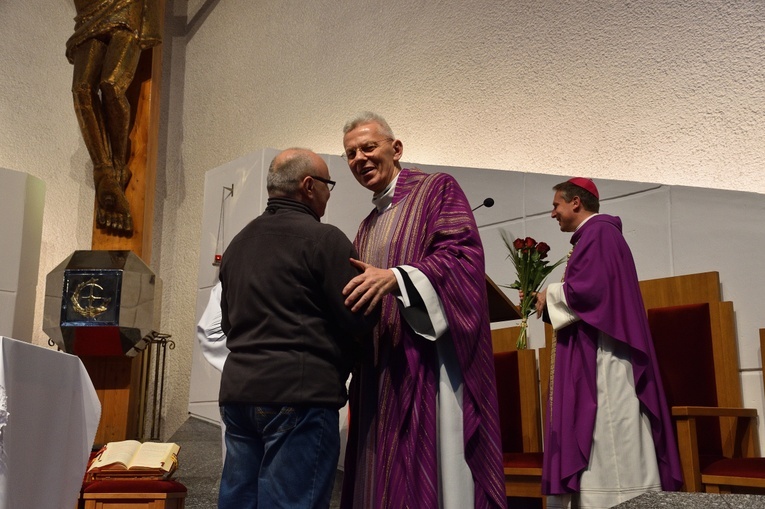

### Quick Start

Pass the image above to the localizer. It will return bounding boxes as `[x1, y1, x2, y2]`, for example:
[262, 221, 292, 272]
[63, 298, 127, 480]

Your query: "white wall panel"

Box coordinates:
[191, 150, 765, 440]
[0, 168, 44, 341]
[196, 150, 275, 289]
[606, 188, 673, 282]
[671, 187, 765, 370]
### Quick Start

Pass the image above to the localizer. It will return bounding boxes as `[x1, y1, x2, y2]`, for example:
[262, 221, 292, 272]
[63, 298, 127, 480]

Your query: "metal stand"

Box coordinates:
[138, 331, 175, 441]
[213, 183, 234, 266]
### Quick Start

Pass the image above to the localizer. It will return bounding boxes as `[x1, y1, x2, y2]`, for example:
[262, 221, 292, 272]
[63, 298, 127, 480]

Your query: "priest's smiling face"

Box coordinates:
[551, 190, 580, 232]
[343, 121, 403, 194]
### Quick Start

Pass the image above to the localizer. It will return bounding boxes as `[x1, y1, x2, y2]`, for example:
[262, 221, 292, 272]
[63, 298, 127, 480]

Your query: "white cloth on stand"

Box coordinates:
[196, 282, 230, 372]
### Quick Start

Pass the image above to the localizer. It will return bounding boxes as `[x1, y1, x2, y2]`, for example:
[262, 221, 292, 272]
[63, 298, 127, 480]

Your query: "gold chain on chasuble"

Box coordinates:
[548, 244, 576, 422]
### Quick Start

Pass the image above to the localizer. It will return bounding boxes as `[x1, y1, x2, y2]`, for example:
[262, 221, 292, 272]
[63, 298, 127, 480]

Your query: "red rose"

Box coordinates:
[536, 242, 550, 255]
[524, 237, 536, 248]
[513, 238, 525, 250]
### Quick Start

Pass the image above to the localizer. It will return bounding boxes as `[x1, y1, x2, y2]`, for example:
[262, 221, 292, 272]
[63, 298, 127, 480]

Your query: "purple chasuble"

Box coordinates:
[542, 214, 683, 494]
[341, 168, 506, 509]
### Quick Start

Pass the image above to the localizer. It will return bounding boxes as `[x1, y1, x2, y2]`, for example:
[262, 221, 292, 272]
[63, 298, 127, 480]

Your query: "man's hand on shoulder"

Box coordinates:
[343, 259, 398, 316]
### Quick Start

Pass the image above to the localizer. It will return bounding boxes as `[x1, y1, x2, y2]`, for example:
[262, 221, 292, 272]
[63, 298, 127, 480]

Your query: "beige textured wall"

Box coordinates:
[0, 1, 96, 340]
[1, 0, 763, 439]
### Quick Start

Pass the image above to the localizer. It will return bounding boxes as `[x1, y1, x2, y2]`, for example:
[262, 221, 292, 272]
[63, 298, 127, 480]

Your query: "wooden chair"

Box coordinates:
[492, 326, 545, 507]
[641, 272, 765, 493]
[692, 329, 765, 493]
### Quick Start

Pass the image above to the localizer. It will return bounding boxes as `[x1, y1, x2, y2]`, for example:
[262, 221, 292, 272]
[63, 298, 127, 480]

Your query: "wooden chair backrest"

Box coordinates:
[638, 272, 742, 407]
[647, 302, 726, 458]
[639, 271, 755, 458]
[639, 271, 721, 310]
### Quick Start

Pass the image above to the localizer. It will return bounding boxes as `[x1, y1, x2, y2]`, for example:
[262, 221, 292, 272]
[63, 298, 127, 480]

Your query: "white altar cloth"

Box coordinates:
[0, 336, 100, 509]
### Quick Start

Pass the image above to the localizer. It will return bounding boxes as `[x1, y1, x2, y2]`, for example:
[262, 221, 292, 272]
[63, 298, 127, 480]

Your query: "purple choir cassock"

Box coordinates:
[542, 214, 683, 494]
[341, 168, 506, 509]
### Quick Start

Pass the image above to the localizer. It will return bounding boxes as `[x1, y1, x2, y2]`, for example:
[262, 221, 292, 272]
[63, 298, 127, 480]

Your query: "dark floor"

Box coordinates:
[168, 416, 539, 508]
[169, 416, 342, 508]
[123, 416, 765, 508]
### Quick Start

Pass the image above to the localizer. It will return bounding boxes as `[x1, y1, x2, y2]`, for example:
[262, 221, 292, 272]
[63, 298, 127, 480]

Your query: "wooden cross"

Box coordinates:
[72, 0, 165, 445]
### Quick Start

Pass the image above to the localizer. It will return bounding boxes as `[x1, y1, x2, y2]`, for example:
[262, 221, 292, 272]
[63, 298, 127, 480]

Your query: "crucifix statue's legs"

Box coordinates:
[71, 30, 141, 233]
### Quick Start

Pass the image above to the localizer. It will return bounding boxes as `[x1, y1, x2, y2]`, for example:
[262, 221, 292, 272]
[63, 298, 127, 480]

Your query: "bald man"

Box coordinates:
[217, 148, 378, 509]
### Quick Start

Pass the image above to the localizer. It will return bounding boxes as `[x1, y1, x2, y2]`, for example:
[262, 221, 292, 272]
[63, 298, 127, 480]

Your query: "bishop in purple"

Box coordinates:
[535, 178, 682, 508]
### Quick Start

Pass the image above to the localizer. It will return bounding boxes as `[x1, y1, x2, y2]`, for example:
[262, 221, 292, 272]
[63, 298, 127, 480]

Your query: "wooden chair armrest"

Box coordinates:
[671, 406, 758, 418]
[672, 406, 760, 460]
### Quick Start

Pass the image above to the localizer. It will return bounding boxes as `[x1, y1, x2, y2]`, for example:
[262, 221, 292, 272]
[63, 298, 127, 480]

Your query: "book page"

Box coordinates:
[128, 442, 180, 471]
[88, 440, 142, 471]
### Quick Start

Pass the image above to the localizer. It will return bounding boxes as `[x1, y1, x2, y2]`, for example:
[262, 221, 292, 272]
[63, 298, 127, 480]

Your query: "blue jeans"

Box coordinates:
[218, 404, 340, 509]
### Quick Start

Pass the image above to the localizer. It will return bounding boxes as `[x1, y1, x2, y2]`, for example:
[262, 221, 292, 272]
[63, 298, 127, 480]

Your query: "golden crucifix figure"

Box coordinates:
[66, 0, 161, 233]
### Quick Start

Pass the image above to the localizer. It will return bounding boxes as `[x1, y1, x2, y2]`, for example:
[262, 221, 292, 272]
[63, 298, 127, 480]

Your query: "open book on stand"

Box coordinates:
[87, 440, 180, 480]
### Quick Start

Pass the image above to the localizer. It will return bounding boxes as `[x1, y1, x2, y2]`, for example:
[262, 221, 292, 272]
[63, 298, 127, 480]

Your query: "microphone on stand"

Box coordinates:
[472, 197, 495, 212]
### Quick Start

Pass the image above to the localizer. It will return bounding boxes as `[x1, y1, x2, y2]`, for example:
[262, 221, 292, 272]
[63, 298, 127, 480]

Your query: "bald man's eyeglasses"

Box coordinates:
[311, 175, 336, 191]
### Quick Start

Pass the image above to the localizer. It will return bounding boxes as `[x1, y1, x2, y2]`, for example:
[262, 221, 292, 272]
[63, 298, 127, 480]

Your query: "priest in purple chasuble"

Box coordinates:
[339, 112, 506, 509]
[534, 178, 682, 508]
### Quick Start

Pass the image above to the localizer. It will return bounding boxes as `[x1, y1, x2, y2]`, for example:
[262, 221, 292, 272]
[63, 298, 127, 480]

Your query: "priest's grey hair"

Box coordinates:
[343, 111, 395, 139]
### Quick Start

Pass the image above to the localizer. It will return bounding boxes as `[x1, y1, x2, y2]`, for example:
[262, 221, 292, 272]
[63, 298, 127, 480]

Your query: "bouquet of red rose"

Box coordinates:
[501, 232, 566, 349]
